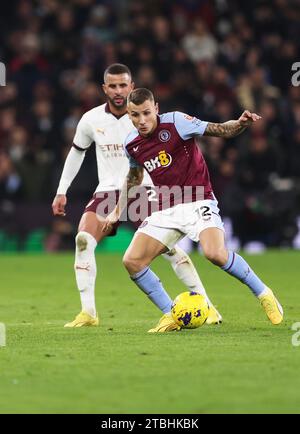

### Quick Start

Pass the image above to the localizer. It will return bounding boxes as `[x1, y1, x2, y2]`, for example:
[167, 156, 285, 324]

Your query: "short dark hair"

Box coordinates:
[127, 88, 154, 105]
[103, 63, 132, 82]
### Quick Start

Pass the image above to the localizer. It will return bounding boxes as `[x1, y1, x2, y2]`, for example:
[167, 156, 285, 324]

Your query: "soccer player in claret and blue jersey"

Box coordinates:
[103, 88, 284, 332]
[52, 64, 222, 328]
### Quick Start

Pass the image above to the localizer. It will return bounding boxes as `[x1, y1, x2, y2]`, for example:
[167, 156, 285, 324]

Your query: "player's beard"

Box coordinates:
[108, 95, 127, 110]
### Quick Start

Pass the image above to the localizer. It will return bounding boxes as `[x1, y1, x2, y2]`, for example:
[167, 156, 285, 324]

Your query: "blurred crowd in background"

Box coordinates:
[0, 0, 300, 250]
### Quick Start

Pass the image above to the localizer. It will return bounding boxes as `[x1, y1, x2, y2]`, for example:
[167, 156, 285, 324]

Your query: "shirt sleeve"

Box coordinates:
[56, 147, 86, 195]
[123, 131, 143, 169]
[73, 114, 93, 150]
[174, 111, 208, 140]
[124, 146, 142, 169]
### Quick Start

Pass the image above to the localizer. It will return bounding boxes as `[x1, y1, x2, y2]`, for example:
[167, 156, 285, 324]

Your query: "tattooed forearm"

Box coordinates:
[116, 167, 144, 216]
[204, 120, 247, 138]
[126, 167, 144, 190]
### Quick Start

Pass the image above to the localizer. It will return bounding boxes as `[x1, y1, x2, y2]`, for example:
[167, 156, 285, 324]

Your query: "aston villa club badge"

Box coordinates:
[159, 130, 171, 142]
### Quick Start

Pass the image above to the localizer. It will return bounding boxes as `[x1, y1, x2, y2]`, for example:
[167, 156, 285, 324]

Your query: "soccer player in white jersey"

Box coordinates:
[52, 64, 222, 327]
[103, 88, 283, 332]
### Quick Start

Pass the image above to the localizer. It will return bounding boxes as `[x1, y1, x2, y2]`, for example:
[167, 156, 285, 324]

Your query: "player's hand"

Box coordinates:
[238, 110, 262, 126]
[102, 208, 119, 232]
[52, 194, 67, 216]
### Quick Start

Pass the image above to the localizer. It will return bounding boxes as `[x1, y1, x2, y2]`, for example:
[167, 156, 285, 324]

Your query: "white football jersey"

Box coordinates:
[73, 103, 152, 192]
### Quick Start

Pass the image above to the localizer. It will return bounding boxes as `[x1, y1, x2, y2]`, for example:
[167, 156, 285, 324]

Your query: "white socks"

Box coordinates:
[162, 245, 213, 307]
[74, 231, 97, 318]
[74, 236, 212, 318]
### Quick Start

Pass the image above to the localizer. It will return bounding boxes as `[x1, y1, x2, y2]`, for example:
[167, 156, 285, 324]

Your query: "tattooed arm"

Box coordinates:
[102, 167, 144, 232]
[204, 110, 262, 138]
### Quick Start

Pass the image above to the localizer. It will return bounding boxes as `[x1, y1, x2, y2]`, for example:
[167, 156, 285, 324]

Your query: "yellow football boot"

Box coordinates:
[64, 311, 99, 328]
[148, 313, 181, 333]
[258, 288, 283, 325]
[206, 304, 223, 325]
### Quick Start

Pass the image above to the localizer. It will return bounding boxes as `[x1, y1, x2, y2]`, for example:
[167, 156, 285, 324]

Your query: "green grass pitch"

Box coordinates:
[0, 251, 300, 414]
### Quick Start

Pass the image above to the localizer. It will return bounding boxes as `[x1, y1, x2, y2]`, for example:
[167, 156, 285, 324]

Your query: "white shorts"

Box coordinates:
[137, 199, 224, 250]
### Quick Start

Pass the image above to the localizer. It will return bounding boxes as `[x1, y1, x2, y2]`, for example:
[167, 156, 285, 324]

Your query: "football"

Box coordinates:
[171, 291, 209, 329]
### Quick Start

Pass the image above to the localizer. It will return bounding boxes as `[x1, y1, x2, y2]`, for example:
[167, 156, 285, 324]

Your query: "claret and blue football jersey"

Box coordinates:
[124, 111, 214, 208]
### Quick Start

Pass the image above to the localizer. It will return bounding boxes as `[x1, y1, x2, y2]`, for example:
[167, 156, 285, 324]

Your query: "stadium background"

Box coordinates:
[0, 0, 300, 253]
[1, 0, 300, 416]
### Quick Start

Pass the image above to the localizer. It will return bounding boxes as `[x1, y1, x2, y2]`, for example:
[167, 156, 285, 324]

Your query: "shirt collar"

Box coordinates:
[105, 103, 126, 120]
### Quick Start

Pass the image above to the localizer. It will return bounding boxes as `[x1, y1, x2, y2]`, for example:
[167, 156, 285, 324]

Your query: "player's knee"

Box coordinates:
[122, 253, 138, 273]
[203, 245, 227, 266]
[123, 253, 145, 274]
[75, 231, 98, 253]
[75, 232, 89, 252]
